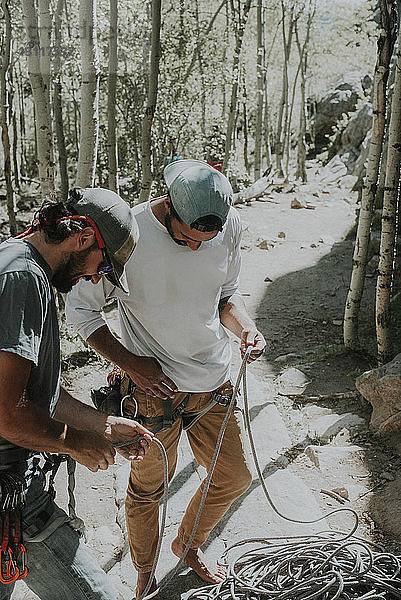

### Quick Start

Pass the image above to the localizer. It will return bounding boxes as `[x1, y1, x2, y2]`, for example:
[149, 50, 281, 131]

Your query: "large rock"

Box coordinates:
[356, 354, 401, 433]
[309, 72, 368, 152]
[340, 102, 372, 149]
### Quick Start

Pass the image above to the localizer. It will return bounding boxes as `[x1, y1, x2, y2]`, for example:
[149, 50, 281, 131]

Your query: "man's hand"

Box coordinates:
[126, 356, 178, 399]
[240, 328, 266, 362]
[104, 415, 154, 461]
[66, 429, 117, 472]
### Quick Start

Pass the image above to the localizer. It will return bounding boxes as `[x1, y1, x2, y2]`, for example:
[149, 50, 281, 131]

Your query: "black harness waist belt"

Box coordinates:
[132, 393, 192, 434]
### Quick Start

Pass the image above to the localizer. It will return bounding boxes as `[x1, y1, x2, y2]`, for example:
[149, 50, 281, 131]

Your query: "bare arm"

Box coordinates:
[54, 387, 153, 460]
[219, 294, 266, 362]
[0, 350, 114, 471]
[87, 325, 177, 399]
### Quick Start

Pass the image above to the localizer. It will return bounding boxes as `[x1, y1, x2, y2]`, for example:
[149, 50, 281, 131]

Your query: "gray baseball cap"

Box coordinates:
[67, 187, 138, 292]
[164, 159, 233, 228]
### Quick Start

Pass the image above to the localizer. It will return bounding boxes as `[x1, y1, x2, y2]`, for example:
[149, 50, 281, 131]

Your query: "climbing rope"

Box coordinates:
[128, 347, 401, 600]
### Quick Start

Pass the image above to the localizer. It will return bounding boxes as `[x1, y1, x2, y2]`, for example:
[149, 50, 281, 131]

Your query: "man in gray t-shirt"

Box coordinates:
[0, 188, 152, 600]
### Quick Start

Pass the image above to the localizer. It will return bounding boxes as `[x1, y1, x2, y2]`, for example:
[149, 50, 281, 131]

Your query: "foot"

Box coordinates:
[171, 536, 226, 584]
[136, 572, 159, 600]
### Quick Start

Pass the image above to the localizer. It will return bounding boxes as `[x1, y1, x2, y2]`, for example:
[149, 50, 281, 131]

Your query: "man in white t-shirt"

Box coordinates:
[66, 160, 266, 598]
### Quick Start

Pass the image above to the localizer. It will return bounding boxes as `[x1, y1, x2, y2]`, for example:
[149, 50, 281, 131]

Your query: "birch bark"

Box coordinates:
[22, 0, 54, 195]
[138, 0, 161, 204]
[254, 0, 264, 180]
[107, 0, 118, 193]
[1, 0, 17, 234]
[53, 0, 68, 200]
[344, 0, 396, 350]
[76, 0, 100, 188]
[376, 28, 401, 364]
[222, 0, 252, 175]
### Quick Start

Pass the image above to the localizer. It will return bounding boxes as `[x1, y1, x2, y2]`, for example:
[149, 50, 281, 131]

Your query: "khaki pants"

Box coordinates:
[125, 386, 252, 573]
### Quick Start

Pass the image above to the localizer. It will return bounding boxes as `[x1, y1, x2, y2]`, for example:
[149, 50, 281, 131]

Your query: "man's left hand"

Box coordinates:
[104, 416, 154, 461]
[240, 329, 266, 362]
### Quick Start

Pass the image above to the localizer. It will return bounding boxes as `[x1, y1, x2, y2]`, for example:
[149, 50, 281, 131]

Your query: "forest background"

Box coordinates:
[3, 0, 401, 366]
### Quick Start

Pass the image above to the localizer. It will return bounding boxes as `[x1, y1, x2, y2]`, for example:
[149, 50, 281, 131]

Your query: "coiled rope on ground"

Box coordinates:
[136, 348, 401, 600]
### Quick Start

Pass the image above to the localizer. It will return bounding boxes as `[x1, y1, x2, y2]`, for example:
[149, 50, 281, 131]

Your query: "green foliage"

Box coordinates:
[7, 0, 377, 198]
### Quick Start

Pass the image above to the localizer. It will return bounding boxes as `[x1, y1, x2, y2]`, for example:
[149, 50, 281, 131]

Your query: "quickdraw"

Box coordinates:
[0, 471, 28, 584]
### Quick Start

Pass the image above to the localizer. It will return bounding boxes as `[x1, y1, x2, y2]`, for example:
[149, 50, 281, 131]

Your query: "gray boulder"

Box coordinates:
[309, 72, 368, 152]
[356, 354, 401, 434]
[340, 102, 372, 150]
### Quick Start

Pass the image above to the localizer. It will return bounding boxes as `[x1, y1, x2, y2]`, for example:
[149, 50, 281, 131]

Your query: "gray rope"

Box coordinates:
[139, 438, 169, 600]
[66, 456, 86, 538]
[140, 348, 253, 600]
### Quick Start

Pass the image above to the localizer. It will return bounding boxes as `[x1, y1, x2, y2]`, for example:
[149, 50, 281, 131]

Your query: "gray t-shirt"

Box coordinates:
[0, 238, 60, 464]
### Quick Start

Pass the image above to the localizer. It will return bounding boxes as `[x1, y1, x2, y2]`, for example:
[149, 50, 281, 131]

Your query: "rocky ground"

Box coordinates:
[11, 161, 401, 600]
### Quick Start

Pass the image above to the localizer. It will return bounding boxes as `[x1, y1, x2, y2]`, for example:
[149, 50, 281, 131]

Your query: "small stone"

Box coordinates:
[278, 231, 286, 239]
[277, 367, 310, 396]
[310, 243, 317, 248]
[291, 197, 308, 209]
[264, 276, 274, 282]
[332, 319, 342, 326]
[257, 239, 273, 250]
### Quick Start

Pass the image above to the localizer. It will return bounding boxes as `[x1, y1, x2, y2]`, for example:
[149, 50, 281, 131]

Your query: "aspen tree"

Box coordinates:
[344, 0, 396, 350]
[107, 0, 118, 193]
[22, 0, 54, 195]
[376, 26, 401, 364]
[53, 0, 68, 200]
[275, 1, 294, 179]
[1, 0, 17, 234]
[295, 1, 315, 182]
[254, 0, 264, 180]
[138, 0, 161, 204]
[76, 0, 100, 188]
[222, 0, 252, 175]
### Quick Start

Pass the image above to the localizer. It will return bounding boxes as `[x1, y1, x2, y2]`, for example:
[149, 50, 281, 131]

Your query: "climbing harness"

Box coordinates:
[114, 347, 401, 600]
[0, 472, 28, 584]
[92, 368, 235, 435]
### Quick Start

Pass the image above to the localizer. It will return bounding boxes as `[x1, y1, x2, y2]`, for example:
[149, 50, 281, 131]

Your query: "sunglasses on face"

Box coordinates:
[83, 249, 114, 281]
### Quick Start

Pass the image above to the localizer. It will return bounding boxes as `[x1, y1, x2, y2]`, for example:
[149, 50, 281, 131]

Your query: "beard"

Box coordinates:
[51, 247, 93, 293]
[164, 213, 187, 246]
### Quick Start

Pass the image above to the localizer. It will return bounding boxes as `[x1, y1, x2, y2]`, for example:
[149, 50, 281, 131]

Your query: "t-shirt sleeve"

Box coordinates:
[65, 277, 114, 341]
[0, 271, 47, 366]
[221, 209, 242, 300]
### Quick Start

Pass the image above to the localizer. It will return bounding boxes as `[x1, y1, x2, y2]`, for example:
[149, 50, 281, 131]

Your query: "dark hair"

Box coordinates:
[169, 196, 223, 232]
[35, 189, 87, 244]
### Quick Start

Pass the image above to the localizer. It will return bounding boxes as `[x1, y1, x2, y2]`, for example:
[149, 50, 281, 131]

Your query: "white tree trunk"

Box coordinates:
[76, 0, 100, 188]
[1, 0, 17, 234]
[53, 0, 68, 200]
[376, 31, 401, 365]
[222, 0, 252, 175]
[275, 3, 293, 178]
[21, 0, 54, 195]
[139, 0, 161, 204]
[107, 0, 118, 193]
[344, 0, 396, 351]
[254, 0, 264, 180]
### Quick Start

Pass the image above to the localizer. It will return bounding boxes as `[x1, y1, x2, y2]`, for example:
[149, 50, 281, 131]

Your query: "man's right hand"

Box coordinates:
[66, 429, 116, 472]
[126, 356, 178, 399]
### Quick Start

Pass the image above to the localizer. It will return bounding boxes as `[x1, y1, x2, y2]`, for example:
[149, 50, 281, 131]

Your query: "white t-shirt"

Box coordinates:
[65, 200, 242, 392]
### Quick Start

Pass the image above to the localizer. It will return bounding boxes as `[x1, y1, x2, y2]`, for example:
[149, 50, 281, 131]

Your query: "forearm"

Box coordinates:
[54, 387, 108, 434]
[0, 400, 76, 454]
[87, 325, 140, 372]
[219, 293, 256, 338]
